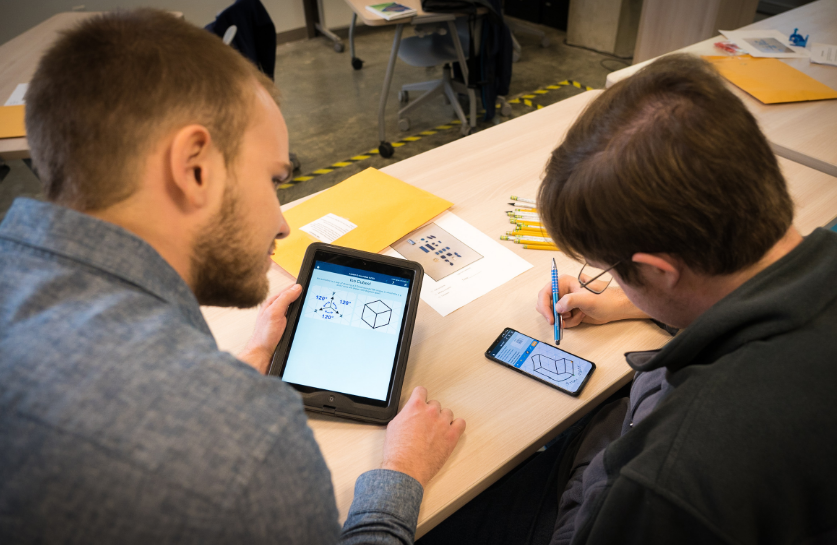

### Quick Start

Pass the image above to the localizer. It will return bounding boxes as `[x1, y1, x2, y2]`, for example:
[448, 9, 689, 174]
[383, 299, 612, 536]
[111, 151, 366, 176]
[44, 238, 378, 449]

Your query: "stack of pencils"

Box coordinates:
[501, 196, 559, 251]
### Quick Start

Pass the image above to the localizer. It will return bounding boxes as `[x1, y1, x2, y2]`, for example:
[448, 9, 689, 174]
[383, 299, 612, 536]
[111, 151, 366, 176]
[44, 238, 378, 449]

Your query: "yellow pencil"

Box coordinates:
[523, 244, 559, 251]
[512, 237, 554, 243]
[515, 221, 544, 228]
[514, 227, 549, 235]
[509, 217, 543, 225]
[510, 196, 537, 205]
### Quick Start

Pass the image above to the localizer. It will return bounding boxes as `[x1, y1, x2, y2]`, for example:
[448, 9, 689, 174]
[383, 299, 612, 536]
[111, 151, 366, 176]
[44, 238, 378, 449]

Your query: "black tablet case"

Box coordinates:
[268, 243, 424, 424]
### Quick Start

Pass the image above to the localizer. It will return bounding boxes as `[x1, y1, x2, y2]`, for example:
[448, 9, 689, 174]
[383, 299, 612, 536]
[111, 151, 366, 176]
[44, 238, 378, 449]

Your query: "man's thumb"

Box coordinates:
[555, 293, 575, 314]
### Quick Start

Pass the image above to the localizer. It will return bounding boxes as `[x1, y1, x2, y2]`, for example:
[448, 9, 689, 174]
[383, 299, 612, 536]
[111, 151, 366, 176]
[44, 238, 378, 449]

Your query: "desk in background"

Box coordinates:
[606, 0, 837, 178]
[0, 13, 100, 161]
[0, 11, 183, 162]
[202, 89, 837, 536]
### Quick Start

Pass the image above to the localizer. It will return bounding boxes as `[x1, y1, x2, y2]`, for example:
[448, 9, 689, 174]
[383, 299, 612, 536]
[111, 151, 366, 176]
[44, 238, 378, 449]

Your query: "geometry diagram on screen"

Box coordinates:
[531, 354, 575, 382]
[313, 291, 343, 317]
[361, 300, 392, 329]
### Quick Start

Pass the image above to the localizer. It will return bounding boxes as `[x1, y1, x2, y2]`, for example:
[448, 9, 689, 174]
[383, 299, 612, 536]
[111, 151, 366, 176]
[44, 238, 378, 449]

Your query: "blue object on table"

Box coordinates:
[551, 258, 562, 345]
[789, 28, 809, 48]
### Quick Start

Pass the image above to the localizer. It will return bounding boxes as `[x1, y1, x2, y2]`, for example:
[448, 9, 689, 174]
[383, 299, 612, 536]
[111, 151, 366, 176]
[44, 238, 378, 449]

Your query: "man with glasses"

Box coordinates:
[421, 54, 836, 544]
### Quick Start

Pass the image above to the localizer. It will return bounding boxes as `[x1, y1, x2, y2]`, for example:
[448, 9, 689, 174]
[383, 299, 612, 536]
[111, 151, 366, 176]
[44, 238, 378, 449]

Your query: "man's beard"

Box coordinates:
[190, 184, 272, 308]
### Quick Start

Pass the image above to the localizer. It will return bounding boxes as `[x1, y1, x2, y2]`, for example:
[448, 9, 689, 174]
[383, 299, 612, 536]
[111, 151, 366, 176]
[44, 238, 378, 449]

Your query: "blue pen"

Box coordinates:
[552, 258, 562, 345]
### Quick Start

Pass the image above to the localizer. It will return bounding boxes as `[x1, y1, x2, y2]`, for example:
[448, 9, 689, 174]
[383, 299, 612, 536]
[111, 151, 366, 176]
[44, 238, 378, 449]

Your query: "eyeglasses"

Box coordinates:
[578, 261, 620, 294]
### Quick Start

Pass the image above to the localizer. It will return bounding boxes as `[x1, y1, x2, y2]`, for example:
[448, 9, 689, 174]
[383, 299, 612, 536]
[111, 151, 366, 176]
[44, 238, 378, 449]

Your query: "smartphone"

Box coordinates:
[485, 328, 596, 396]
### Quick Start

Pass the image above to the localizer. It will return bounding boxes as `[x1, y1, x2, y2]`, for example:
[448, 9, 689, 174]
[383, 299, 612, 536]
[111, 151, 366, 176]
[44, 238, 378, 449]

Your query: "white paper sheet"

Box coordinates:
[299, 213, 357, 243]
[810, 43, 837, 67]
[4, 83, 28, 106]
[720, 29, 810, 58]
[384, 211, 532, 317]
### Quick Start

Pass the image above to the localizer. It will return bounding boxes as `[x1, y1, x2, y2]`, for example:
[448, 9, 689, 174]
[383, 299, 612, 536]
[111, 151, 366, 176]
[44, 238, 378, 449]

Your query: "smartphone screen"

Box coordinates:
[486, 328, 595, 396]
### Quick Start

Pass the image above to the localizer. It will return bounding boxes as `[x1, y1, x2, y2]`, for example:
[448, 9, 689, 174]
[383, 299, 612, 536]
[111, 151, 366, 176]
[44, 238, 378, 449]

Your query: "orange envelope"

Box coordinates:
[273, 167, 452, 277]
[703, 55, 837, 104]
[0, 105, 26, 139]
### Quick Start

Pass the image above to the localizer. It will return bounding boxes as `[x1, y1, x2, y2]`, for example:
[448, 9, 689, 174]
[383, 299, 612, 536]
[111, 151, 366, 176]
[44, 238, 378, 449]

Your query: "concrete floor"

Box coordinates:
[0, 19, 619, 219]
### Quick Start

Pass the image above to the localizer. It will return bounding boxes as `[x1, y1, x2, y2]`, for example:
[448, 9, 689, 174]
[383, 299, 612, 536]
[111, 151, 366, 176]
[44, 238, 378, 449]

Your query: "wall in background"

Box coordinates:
[0, 0, 357, 47]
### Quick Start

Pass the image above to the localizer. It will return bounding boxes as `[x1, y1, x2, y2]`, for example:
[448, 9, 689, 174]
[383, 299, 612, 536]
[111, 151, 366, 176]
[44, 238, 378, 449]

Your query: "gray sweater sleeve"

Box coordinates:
[340, 469, 424, 545]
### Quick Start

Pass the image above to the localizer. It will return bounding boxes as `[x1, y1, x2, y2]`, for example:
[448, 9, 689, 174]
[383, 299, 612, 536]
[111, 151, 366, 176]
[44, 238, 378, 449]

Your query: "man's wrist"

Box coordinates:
[238, 345, 273, 374]
[380, 461, 427, 489]
[616, 290, 649, 321]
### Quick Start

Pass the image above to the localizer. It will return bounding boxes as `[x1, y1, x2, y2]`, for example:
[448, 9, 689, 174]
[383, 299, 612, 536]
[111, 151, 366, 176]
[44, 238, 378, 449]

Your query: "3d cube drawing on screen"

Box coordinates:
[531, 354, 575, 382]
[362, 300, 392, 329]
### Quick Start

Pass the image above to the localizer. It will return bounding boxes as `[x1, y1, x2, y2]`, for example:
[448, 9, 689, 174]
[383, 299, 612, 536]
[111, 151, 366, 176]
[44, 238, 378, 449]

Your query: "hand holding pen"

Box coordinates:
[537, 274, 649, 328]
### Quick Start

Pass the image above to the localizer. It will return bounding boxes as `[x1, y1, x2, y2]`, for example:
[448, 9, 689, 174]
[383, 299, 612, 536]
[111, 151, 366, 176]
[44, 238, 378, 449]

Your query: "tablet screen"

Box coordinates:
[282, 259, 412, 402]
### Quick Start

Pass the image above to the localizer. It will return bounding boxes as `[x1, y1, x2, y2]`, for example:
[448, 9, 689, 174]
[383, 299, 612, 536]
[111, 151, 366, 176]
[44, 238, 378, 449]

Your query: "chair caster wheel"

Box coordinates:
[398, 90, 409, 104]
[398, 117, 410, 131]
[460, 125, 473, 137]
[379, 142, 395, 158]
[334, 42, 344, 53]
[289, 153, 301, 172]
[351, 57, 364, 70]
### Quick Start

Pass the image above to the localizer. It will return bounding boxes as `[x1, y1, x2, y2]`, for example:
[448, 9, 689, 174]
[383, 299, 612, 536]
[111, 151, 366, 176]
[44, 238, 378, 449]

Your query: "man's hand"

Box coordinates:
[536, 274, 647, 328]
[381, 386, 466, 489]
[238, 284, 302, 374]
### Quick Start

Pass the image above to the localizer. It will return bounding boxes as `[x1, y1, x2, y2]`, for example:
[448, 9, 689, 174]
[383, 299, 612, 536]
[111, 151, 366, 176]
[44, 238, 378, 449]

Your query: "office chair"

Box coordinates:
[396, 17, 512, 136]
[396, 18, 478, 137]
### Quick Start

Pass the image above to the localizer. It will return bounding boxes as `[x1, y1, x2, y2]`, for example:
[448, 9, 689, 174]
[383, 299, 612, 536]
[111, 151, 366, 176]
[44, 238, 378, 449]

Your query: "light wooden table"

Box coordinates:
[606, 0, 837, 178]
[0, 11, 182, 161]
[202, 89, 837, 537]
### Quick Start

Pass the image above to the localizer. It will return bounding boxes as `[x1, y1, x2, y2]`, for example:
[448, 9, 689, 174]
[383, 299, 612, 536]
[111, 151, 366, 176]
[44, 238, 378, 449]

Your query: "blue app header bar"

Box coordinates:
[314, 261, 411, 288]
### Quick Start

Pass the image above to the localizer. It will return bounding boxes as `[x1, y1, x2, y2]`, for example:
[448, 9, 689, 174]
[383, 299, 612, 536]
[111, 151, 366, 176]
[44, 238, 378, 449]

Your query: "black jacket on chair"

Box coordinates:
[206, 0, 276, 80]
[421, 0, 512, 121]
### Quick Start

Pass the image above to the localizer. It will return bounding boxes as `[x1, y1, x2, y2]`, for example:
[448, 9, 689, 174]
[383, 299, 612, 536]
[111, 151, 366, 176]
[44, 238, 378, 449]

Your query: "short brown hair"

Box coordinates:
[538, 54, 793, 284]
[26, 9, 272, 211]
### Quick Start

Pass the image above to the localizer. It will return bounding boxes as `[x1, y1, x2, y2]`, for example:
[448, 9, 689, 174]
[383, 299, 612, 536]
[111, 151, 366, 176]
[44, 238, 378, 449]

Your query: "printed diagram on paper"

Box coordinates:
[303, 285, 401, 334]
[392, 223, 483, 282]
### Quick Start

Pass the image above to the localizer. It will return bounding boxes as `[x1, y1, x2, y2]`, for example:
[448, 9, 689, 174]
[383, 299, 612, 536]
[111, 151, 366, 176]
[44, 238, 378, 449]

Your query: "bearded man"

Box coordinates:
[0, 10, 464, 544]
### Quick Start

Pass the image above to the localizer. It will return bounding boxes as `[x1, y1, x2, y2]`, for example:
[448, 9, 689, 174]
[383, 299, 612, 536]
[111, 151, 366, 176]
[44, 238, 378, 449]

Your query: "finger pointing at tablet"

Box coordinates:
[239, 284, 303, 374]
[380, 386, 466, 489]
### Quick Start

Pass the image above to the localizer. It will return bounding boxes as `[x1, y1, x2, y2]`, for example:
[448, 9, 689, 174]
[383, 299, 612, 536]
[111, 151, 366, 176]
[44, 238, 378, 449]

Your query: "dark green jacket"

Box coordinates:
[574, 228, 837, 545]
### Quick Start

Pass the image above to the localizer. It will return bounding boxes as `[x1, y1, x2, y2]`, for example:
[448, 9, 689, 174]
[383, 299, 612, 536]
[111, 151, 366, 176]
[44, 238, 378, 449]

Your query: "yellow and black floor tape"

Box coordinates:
[278, 79, 595, 190]
[509, 79, 595, 110]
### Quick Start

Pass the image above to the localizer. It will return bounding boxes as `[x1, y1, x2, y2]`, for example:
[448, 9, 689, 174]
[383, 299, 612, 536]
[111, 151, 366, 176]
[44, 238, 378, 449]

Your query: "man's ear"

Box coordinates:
[168, 124, 223, 211]
[631, 253, 681, 290]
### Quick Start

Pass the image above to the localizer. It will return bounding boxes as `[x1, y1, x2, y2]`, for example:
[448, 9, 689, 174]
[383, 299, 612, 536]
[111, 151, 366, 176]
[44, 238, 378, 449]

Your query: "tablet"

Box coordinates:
[268, 243, 424, 424]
